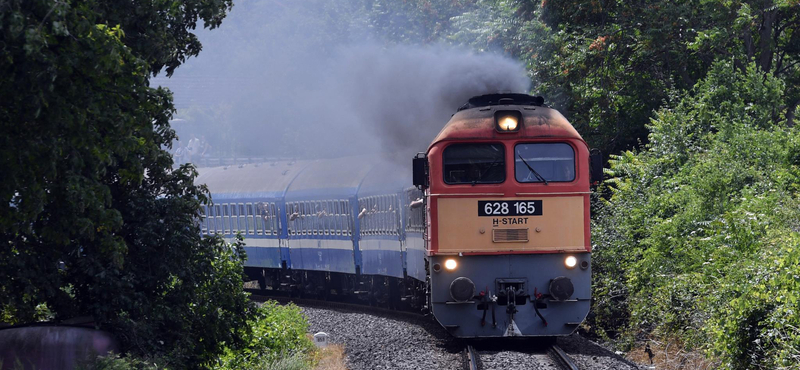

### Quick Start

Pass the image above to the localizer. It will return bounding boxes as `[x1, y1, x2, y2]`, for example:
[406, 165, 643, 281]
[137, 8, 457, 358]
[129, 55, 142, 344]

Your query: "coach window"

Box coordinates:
[231, 204, 238, 234]
[310, 201, 318, 236]
[341, 200, 351, 236]
[267, 203, 274, 235]
[236, 204, 244, 233]
[331, 201, 339, 235]
[305, 202, 312, 235]
[515, 143, 576, 183]
[209, 205, 218, 234]
[306, 202, 313, 235]
[259, 203, 268, 235]
[329, 200, 336, 235]
[339, 201, 346, 235]
[226, 204, 233, 234]
[390, 195, 398, 234]
[337, 200, 345, 235]
[246, 204, 254, 235]
[309, 201, 316, 235]
[219, 204, 227, 234]
[296, 203, 303, 236]
[230, 204, 238, 233]
[325, 200, 332, 235]
[303, 202, 311, 236]
[214, 205, 222, 234]
[318, 201, 326, 236]
[270, 203, 279, 235]
[228, 204, 236, 233]
[200, 206, 208, 235]
[219, 204, 226, 234]
[385, 196, 391, 233]
[294, 203, 302, 236]
[237, 204, 244, 233]
[443, 143, 505, 184]
[225, 204, 233, 233]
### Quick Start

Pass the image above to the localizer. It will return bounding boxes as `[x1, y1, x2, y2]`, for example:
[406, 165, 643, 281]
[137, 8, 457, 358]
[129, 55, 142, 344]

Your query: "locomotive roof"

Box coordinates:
[429, 103, 584, 150]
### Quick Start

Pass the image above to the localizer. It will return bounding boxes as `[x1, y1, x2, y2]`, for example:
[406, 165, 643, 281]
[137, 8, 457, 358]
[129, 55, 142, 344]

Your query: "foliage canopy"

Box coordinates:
[593, 61, 800, 368]
[0, 0, 259, 367]
[447, 0, 800, 154]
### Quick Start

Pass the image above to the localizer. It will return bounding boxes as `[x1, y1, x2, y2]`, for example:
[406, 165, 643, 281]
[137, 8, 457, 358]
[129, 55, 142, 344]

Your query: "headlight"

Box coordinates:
[565, 256, 577, 269]
[498, 115, 518, 130]
[495, 110, 522, 132]
[444, 259, 458, 270]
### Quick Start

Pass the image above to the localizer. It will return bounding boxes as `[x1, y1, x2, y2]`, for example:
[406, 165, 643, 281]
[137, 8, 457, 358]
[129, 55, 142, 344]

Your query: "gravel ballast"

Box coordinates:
[301, 305, 644, 369]
[302, 306, 463, 370]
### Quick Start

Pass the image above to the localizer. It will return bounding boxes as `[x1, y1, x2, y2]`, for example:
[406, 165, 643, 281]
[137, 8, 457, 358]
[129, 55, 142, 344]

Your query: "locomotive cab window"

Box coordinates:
[515, 143, 575, 183]
[443, 143, 505, 184]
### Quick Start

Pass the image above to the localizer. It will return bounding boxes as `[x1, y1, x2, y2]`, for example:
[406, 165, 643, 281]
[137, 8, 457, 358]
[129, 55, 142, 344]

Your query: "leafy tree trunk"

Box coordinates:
[758, 7, 777, 72]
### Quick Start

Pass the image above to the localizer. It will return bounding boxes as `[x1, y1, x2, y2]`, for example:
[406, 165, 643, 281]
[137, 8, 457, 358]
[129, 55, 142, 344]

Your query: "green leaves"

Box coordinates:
[591, 61, 800, 367]
[215, 301, 314, 370]
[0, 0, 253, 368]
[443, 0, 800, 155]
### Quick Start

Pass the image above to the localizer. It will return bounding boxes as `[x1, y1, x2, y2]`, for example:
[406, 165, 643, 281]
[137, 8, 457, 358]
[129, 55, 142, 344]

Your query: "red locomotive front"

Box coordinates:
[413, 93, 601, 337]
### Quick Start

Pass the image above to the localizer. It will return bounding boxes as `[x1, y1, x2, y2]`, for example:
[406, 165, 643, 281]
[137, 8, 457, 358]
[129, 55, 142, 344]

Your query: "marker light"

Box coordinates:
[495, 110, 522, 132]
[444, 259, 458, 270]
[565, 256, 577, 269]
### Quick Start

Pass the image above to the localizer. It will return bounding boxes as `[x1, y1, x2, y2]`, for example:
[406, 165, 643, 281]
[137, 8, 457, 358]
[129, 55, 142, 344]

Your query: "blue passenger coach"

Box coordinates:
[196, 156, 425, 303]
[283, 156, 375, 275]
[196, 160, 312, 270]
[356, 163, 409, 279]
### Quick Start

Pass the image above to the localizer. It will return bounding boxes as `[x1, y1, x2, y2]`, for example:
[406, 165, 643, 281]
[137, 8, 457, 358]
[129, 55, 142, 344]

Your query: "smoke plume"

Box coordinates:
[154, 1, 530, 162]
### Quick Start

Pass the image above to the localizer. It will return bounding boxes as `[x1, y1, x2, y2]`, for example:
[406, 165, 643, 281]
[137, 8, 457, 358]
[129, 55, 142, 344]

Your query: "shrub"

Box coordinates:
[215, 301, 315, 370]
[590, 60, 800, 367]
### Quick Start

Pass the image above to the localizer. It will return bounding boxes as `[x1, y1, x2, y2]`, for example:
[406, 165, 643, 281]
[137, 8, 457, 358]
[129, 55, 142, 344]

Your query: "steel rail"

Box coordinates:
[548, 344, 579, 370]
[247, 289, 425, 321]
[466, 345, 478, 370]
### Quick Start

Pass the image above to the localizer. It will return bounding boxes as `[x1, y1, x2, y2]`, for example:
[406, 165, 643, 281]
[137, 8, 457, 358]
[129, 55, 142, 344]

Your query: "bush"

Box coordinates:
[215, 301, 315, 370]
[79, 353, 160, 370]
[590, 60, 800, 368]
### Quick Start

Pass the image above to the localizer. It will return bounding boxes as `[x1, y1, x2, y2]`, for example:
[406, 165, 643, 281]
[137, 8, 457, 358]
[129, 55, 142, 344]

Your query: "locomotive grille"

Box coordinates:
[492, 228, 529, 242]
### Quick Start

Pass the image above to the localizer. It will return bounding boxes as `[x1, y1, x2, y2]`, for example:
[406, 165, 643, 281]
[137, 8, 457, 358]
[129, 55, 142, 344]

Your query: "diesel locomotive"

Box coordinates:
[196, 93, 601, 338]
[413, 93, 602, 337]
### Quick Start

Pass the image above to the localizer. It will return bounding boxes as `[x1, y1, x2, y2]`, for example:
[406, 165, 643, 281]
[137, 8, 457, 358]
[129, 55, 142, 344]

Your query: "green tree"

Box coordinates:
[448, 0, 800, 154]
[0, 0, 253, 367]
[593, 61, 800, 368]
[364, 0, 479, 44]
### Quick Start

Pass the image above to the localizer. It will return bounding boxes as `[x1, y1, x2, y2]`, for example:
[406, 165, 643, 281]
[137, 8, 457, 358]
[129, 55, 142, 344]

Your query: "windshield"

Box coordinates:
[443, 143, 505, 184]
[515, 143, 575, 183]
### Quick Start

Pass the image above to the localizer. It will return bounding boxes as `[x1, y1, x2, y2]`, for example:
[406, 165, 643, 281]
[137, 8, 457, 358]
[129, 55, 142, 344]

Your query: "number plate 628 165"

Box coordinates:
[478, 200, 543, 216]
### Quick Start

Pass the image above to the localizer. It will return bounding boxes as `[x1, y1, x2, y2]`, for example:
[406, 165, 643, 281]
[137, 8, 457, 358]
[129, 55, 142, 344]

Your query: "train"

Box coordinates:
[196, 93, 602, 338]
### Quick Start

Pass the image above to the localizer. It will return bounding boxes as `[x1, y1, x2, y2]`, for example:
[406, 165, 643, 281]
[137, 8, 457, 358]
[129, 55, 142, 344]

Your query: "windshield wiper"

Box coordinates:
[517, 154, 548, 185]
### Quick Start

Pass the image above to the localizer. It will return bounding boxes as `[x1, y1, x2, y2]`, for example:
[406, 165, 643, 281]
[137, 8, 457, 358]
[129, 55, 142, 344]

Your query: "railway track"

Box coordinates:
[548, 344, 580, 370]
[252, 289, 583, 370]
[247, 289, 425, 320]
[465, 342, 579, 370]
[465, 345, 478, 370]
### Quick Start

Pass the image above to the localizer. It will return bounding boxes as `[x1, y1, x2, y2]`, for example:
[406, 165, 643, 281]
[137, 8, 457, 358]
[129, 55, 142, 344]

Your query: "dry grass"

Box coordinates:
[627, 339, 719, 370]
[313, 344, 347, 370]
[243, 280, 260, 289]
